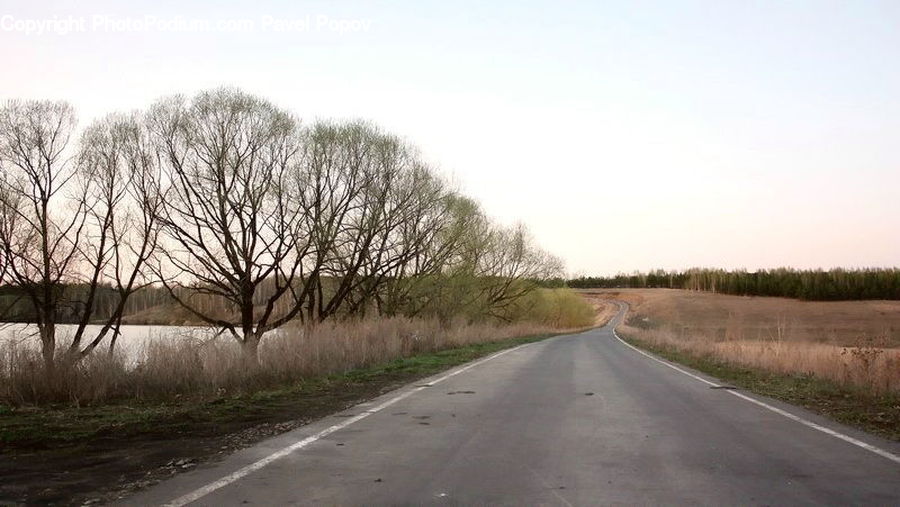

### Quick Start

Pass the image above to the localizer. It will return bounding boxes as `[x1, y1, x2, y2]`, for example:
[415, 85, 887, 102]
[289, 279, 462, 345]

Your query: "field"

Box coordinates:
[583, 288, 900, 440]
[583, 289, 900, 393]
[585, 288, 900, 346]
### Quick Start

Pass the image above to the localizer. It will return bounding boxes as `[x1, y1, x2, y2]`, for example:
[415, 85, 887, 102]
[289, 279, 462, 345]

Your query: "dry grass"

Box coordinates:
[0, 288, 597, 405]
[579, 292, 622, 327]
[617, 324, 900, 394]
[587, 289, 900, 394]
[586, 288, 900, 346]
[0, 316, 580, 406]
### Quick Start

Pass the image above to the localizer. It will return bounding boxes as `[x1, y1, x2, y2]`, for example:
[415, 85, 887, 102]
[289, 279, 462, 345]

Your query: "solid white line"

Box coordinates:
[613, 329, 721, 387]
[726, 390, 900, 465]
[611, 328, 900, 465]
[162, 343, 532, 507]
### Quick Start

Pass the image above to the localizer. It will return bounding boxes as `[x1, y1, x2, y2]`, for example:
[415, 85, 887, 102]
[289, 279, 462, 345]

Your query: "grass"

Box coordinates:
[0, 331, 556, 449]
[585, 288, 900, 346]
[618, 328, 900, 442]
[616, 323, 900, 394]
[585, 289, 900, 393]
[589, 288, 900, 441]
[2, 289, 599, 406]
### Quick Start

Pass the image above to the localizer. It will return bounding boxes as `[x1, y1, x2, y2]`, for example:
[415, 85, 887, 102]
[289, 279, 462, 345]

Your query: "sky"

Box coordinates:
[1, 0, 898, 275]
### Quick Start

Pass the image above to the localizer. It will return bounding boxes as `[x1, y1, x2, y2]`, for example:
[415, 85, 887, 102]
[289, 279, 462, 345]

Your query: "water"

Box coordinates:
[0, 323, 219, 363]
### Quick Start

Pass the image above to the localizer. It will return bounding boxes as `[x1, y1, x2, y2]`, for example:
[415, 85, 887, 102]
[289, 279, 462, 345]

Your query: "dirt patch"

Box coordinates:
[0, 378, 398, 505]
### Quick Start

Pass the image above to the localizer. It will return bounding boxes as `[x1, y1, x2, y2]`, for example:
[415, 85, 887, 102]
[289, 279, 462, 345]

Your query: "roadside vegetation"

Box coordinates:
[1, 289, 595, 406]
[571, 267, 900, 300]
[0, 326, 578, 450]
[595, 289, 900, 440]
[0, 88, 600, 409]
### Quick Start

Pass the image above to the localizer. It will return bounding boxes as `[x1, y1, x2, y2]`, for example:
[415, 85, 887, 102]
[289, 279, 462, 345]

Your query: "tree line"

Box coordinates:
[569, 268, 900, 301]
[0, 88, 562, 369]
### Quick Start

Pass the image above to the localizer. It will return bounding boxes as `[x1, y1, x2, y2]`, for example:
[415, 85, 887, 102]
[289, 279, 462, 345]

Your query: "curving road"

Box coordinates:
[128, 307, 900, 506]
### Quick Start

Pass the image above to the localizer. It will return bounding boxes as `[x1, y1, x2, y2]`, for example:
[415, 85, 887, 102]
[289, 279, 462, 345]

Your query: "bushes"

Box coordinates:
[510, 288, 597, 328]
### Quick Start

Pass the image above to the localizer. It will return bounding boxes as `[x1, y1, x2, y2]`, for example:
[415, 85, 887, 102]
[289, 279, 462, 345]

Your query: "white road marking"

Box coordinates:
[612, 329, 721, 388]
[727, 390, 900, 464]
[162, 343, 532, 507]
[612, 328, 900, 465]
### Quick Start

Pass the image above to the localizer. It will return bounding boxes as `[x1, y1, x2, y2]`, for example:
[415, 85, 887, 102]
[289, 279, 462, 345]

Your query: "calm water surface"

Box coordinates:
[0, 324, 222, 363]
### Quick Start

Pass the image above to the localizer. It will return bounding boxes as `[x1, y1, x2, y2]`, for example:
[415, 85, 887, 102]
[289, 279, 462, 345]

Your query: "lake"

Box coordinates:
[0, 323, 222, 364]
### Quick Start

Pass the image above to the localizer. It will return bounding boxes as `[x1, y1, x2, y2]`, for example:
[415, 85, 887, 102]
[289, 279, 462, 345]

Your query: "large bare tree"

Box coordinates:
[0, 100, 82, 370]
[296, 120, 563, 324]
[473, 222, 564, 320]
[408, 212, 564, 323]
[0, 101, 162, 371]
[148, 88, 311, 363]
[375, 193, 481, 318]
[68, 113, 162, 357]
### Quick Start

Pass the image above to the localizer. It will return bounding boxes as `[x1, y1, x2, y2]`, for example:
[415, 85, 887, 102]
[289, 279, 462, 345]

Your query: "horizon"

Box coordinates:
[570, 265, 900, 278]
[2, 0, 898, 276]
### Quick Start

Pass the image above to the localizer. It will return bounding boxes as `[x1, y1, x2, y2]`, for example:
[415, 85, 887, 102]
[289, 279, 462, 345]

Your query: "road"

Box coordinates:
[128, 307, 900, 506]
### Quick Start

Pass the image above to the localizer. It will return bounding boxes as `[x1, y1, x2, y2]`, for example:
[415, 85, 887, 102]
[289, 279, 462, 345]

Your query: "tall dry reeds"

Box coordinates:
[0, 288, 597, 406]
[0, 317, 571, 406]
[619, 323, 900, 394]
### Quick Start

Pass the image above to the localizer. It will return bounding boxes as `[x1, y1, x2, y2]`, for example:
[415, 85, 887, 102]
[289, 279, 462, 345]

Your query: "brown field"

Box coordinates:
[584, 288, 900, 345]
[582, 289, 900, 393]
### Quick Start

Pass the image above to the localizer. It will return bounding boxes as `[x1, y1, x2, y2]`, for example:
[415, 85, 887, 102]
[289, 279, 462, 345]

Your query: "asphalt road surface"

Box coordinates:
[128, 307, 900, 506]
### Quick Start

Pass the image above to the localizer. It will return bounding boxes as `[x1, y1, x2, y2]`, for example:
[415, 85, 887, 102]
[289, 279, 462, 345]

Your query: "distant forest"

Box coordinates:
[0, 284, 173, 324]
[568, 268, 900, 301]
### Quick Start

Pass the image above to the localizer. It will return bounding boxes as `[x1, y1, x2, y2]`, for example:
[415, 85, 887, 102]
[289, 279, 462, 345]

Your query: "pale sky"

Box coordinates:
[1, 0, 898, 275]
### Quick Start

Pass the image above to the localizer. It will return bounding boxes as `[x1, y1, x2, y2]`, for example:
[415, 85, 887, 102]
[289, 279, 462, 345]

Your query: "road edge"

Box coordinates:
[610, 301, 900, 465]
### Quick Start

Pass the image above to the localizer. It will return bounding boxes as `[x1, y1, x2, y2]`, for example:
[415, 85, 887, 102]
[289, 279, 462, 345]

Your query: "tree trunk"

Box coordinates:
[241, 335, 260, 367]
[239, 289, 260, 366]
[39, 321, 55, 374]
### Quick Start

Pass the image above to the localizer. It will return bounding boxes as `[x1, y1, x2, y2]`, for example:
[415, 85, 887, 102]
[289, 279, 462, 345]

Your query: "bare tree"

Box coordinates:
[66, 113, 162, 358]
[0, 89, 569, 378]
[303, 122, 450, 320]
[473, 222, 564, 320]
[297, 119, 563, 324]
[0, 101, 163, 371]
[339, 149, 447, 317]
[0, 100, 81, 371]
[418, 214, 564, 323]
[148, 88, 310, 364]
[291, 120, 373, 323]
